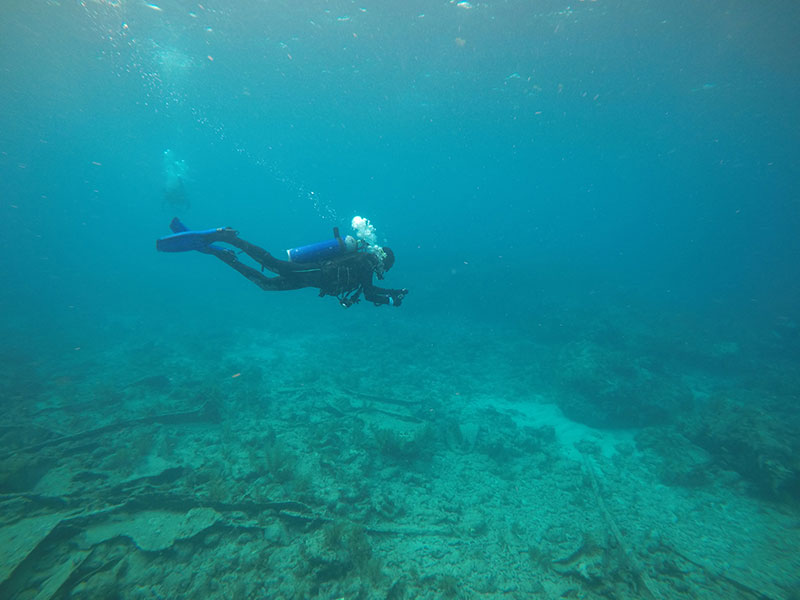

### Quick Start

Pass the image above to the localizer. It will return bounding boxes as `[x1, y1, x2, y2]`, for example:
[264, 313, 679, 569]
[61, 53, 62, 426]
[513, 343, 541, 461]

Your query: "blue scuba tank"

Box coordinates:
[286, 227, 357, 263]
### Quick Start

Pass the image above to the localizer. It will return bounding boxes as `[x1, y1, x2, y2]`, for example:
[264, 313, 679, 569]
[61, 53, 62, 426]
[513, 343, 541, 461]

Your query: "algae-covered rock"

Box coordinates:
[635, 428, 713, 488]
[554, 341, 692, 428]
[678, 393, 800, 500]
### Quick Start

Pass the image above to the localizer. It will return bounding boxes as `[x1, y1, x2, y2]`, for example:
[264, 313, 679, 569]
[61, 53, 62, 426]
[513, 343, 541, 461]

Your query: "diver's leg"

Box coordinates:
[207, 246, 320, 291]
[219, 235, 307, 275]
[196, 228, 306, 275]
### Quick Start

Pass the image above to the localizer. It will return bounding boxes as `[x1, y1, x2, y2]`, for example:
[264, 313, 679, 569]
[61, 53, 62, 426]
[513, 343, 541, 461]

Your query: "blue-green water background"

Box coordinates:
[2, 4, 800, 596]
[2, 0, 799, 374]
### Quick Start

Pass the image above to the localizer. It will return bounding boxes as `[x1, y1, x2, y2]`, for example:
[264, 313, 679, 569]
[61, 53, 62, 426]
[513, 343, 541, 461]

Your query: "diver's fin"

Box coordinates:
[157, 229, 220, 252]
[157, 221, 235, 254]
[169, 216, 190, 233]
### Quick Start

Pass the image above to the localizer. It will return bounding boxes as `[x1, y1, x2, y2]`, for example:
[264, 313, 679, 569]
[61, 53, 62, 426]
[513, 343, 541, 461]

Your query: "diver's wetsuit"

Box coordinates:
[207, 235, 406, 307]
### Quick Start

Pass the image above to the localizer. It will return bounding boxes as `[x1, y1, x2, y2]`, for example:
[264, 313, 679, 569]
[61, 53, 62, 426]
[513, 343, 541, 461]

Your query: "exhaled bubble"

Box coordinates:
[80, 2, 338, 221]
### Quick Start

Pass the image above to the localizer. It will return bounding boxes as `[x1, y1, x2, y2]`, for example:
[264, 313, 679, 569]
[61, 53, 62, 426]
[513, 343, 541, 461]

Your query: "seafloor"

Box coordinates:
[1, 302, 799, 600]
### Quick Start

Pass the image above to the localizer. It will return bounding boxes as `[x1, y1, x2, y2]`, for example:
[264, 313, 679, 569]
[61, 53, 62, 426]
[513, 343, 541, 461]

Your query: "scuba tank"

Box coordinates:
[286, 227, 357, 263]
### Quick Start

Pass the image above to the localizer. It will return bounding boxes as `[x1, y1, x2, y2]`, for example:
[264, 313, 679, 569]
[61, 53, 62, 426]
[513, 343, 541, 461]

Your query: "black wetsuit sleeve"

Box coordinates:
[363, 283, 405, 306]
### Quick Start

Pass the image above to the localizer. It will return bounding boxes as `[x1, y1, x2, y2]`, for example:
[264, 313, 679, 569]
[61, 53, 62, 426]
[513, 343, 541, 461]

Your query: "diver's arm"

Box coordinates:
[363, 283, 408, 306]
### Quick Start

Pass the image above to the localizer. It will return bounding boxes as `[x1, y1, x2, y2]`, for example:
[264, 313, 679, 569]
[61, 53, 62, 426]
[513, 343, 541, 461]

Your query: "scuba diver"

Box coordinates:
[162, 150, 190, 212]
[162, 176, 190, 212]
[156, 217, 409, 308]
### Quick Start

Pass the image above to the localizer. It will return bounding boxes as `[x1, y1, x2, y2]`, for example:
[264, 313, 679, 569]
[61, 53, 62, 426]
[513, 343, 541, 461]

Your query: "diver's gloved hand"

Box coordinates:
[390, 289, 408, 307]
[340, 297, 359, 308]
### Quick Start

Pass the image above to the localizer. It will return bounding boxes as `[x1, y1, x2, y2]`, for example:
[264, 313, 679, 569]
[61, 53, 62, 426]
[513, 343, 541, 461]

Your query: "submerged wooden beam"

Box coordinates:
[0, 402, 218, 460]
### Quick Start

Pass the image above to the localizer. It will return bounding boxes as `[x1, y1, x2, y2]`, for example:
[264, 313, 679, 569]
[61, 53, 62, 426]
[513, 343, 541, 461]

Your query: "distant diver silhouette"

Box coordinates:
[162, 175, 190, 211]
[162, 149, 190, 211]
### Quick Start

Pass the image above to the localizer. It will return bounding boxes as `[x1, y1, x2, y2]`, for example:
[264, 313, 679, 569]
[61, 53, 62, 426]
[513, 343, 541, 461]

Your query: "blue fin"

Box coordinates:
[170, 217, 190, 233]
[157, 219, 225, 254]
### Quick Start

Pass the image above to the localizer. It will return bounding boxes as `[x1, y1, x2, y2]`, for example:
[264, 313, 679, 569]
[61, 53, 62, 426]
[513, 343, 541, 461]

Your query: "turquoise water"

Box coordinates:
[1, 1, 799, 598]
